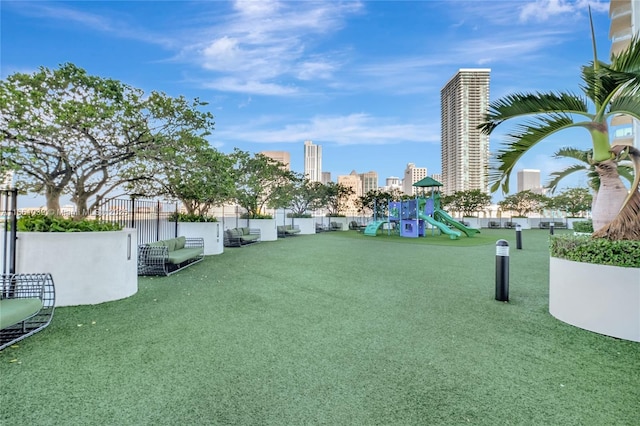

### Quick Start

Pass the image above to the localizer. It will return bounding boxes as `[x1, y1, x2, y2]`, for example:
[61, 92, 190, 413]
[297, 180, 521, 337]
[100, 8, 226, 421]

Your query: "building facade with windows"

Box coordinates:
[609, 0, 640, 149]
[304, 140, 322, 182]
[402, 163, 427, 196]
[440, 68, 490, 195]
[260, 151, 291, 170]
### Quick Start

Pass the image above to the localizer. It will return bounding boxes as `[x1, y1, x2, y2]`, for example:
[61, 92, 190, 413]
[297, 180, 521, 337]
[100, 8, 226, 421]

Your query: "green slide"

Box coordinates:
[363, 220, 388, 236]
[418, 213, 461, 240]
[434, 209, 480, 237]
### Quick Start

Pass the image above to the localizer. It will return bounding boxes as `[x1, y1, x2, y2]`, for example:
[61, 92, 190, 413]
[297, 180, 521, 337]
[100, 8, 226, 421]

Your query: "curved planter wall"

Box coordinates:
[549, 257, 640, 342]
[248, 219, 277, 241]
[14, 229, 138, 307]
[290, 218, 315, 235]
[174, 222, 223, 255]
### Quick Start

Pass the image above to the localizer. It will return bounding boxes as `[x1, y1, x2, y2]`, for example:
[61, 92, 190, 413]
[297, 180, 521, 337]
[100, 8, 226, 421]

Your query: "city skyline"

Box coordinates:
[1, 1, 617, 206]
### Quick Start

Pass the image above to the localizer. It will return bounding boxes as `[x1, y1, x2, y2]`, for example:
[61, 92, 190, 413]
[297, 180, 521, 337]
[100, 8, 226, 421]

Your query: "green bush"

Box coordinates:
[286, 213, 312, 218]
[240, 213, 273, 219]
[168, 212, 217, 222]
[550, 235, 640, 268]
[572, 220, 593, 233]
[17, 213, 122, 232]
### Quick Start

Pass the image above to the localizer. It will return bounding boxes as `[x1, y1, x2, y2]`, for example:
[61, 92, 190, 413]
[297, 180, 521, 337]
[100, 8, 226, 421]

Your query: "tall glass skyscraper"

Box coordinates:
[303, 140, 322, 182]
[440, 69, 490, 195]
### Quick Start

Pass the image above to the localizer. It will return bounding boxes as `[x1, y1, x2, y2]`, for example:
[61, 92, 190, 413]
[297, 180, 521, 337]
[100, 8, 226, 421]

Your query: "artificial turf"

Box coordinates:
[1, 229, 638, 425]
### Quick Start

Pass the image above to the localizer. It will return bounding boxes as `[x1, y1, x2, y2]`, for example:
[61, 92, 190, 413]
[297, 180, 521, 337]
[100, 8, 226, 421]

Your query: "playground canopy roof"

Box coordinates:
[412, 176, 443, 187]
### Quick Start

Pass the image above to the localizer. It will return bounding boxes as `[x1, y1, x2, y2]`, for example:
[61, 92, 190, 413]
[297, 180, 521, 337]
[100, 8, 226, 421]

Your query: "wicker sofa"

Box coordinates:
[138, 236, 205, 276]
[1, 273, 55, 350]
[224, 227, 261, 247]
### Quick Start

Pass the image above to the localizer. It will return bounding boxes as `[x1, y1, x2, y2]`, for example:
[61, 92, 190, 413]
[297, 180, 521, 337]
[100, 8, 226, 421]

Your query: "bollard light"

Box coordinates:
[549, 221, 555, 235]
[515, 223, 522, 250]
[495, 239, 509, 302]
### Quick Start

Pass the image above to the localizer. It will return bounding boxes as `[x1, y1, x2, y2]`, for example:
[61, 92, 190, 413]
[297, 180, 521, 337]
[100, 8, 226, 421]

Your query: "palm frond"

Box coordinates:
[607, 94, 640, 121]
[551, 147, 591, 163]
[479, 92, 589, 134]
[545, 164, 592, 193]
[609, 35, 640, 73]
[490, 115, 580, 193]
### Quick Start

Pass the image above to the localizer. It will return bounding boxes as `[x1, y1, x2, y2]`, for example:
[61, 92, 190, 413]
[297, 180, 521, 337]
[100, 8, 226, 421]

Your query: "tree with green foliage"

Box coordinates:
[321, 182, 355, 216]
[550, 187, 593, 218]
[441, 189, 492, 217]
[480, 33, 640, 239]
[498, 190, 548, 218]
[230, 149, 296, 219]
[132, 141, 235, 216]
[0, 63, 214, 216]
[357, 188, 403, 218]
[278, 176, 326, 217]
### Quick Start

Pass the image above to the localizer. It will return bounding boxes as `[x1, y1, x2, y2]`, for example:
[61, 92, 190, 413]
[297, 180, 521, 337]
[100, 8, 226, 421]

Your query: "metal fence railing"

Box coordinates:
[94, 198, 179, 245]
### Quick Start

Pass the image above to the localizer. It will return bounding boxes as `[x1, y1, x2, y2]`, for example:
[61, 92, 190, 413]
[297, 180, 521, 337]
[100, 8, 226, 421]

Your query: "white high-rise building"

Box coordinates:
[610, 0, 640, 149]
[403, 163, 427, 196]
[304, 141, 322, 182]
[517, 169, 541, 192]
[440, 68, 490, 195]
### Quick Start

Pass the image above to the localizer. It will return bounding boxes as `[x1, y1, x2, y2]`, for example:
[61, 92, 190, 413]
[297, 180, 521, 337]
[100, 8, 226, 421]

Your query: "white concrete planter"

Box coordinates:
[14, 229, 138, 307]
[510, 217, 530, 230]
[248, 218, 277, 241]
[174, 222, 223, 255]
[289, 217, 315, 235]
[328, 217, 349, 231]
[549, 257, 640, 342]
[462, 217, 480, 229]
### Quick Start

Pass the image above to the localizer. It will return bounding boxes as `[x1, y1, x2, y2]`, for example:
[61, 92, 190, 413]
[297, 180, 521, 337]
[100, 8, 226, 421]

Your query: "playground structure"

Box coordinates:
[363, 193, 480, 240]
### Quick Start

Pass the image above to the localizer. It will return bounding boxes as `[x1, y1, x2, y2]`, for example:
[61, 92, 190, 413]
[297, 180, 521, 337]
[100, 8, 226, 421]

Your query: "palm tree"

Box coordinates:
[546, 147, 634, 194]
[479, 33, 640, 239]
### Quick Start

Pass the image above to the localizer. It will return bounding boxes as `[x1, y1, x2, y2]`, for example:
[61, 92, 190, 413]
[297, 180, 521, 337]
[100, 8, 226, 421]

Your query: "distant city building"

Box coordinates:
[386, 176, 401, 187]
[1, 170, 13, 190]
[337, 171, 362, 216]
[431, 174, 442, 185]
[359, 170, 378, 195]
[517, 169, 541, 192]
[403, 163, 427, 196]
[610, 0, 640, 149]
[304, 140, 322, 182]
[441, 68, 490, 195]
[260, 151, 290, 170]
[321, 172, 332, 184]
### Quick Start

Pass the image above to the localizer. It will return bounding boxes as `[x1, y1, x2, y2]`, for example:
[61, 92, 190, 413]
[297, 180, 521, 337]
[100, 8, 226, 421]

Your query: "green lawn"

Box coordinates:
[2, 229, 638, 425]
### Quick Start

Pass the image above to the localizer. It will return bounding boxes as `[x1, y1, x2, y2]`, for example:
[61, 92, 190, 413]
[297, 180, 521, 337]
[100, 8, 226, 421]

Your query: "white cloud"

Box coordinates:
[214, 113, 440, 146]
[519, 0, 608, 22]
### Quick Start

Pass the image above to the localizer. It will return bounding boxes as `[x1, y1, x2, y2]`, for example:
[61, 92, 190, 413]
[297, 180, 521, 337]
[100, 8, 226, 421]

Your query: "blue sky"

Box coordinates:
[1, 0, 613, 203]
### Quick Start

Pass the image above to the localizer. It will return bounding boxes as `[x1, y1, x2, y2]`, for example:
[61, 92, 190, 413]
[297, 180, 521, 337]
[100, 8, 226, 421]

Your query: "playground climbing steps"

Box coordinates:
[364, 220, 388, 236]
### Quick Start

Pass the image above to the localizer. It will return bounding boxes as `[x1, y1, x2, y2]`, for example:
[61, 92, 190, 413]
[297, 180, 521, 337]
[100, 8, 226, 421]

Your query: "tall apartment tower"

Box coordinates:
[303, 140, 322, 182]
[610, 0, 640, 149]
[403, 163, 427, 196]
[260, 151, 291, 170]
[440, 68, 490, 195]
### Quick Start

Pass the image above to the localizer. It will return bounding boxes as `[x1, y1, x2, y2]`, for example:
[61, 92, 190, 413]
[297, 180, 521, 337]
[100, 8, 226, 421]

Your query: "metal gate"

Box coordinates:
[1, 189, 18, 275]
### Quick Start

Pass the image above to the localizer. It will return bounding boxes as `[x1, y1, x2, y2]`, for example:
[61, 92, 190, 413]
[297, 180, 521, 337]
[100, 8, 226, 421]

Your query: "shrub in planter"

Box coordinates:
[286, 213, 312, 218]
[17, 213, 122, 232]
[550, 235, 640, 268]
[572, 220, 593, 233]
[240, 213, 273, 219]
[168, 212, 217, 222]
